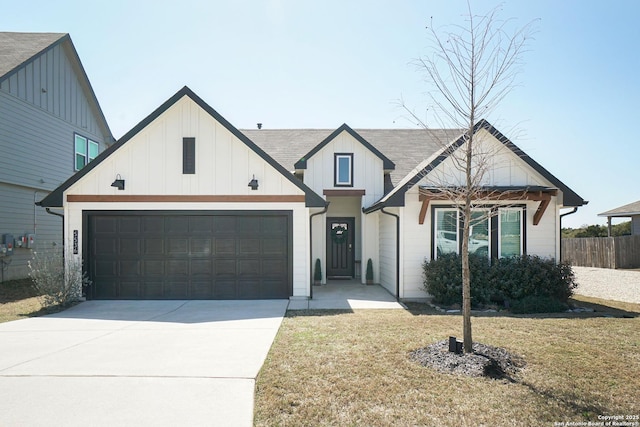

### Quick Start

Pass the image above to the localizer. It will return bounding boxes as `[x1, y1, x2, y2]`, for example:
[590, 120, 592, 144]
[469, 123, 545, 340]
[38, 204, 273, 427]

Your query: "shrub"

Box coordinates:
[366, 259, 374, 282]
[422, 253, 491, 307]
[423, 254, 577, 312]
[28, 250, 88, 307]
[510, 295, 568, 314]
[314, 258, 322, 282]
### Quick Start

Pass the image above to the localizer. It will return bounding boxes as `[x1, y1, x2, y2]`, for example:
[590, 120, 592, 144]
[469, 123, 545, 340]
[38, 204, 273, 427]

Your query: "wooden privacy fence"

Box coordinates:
[561, 235, 640, 269]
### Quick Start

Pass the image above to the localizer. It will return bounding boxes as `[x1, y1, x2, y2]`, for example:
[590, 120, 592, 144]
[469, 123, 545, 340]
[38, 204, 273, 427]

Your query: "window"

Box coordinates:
[183, 137, 195, 174]
[433, 206, 523, 259]
[435, 209, 459, 257]
[499, 208, 523, 257]
[75, 134, 99, 170]
[334, 153, 353, 187]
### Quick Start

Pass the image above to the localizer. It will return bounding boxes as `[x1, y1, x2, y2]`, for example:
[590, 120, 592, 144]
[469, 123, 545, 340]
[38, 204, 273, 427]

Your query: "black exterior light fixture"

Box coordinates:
[111, 174, 125, 190]
[248, 175, 259, 190]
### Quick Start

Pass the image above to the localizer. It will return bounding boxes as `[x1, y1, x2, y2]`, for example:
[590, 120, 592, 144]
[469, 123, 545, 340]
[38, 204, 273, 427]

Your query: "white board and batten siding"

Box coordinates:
[63, 95, 312, 296]
[303, 130, 385, 206]
[397, 131, 563, 299]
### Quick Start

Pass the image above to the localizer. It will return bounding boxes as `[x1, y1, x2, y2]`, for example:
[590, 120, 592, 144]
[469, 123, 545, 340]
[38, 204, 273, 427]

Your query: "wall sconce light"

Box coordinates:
[110, 174, 125, 190]
[248, 175, 259, 190]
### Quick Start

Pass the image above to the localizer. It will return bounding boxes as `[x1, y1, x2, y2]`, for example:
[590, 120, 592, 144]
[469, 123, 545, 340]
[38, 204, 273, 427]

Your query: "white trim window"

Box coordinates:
[498, 208, 523, 257]
[334, 153, 353, 187]
[75, 134, 99, 170]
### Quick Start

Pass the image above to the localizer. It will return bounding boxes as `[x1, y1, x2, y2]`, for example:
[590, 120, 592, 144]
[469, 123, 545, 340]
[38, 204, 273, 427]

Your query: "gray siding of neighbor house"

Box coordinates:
[0, 42, 110, 281]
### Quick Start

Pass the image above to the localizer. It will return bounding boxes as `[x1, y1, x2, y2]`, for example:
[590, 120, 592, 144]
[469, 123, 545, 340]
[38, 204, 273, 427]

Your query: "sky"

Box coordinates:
[3, 0, 639, 228]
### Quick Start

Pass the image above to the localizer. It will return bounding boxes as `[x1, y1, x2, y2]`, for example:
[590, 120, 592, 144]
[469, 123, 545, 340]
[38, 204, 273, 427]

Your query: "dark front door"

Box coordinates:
[326, 217, 354, 279]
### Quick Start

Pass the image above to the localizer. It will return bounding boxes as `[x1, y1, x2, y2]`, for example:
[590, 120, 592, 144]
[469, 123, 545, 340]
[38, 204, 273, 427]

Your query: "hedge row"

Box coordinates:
[422, 254, 577, 311]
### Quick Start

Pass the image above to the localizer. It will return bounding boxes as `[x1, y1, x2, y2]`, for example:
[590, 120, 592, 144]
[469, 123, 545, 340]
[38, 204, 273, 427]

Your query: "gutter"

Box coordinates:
[380, 208, 400, 301]
[309, 204, 329, 299]
[559, 207, 579, 263]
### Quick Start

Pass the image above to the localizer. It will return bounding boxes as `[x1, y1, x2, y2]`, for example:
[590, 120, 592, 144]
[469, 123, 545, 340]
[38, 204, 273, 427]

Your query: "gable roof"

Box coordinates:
[361, 119, 587, 212]
[291, 124, 395, 170]
[37, 86, 326, 208]
[0, 32, 113, 142]
[242, 127, 454, 187]
[599, 200, 640, 217]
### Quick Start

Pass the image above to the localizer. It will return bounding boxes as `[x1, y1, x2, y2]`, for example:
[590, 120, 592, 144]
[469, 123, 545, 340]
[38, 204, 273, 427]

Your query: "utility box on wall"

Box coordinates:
[26, 234, 35, 249]
[1, 234, 14, 256]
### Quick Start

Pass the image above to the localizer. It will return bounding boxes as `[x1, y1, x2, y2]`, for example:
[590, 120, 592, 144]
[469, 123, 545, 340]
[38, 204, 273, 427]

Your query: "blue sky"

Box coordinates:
[4, 0, 639, 228]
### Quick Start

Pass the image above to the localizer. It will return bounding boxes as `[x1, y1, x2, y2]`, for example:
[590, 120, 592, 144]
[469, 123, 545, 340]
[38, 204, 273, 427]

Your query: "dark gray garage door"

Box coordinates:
[85, 211, 292, 300]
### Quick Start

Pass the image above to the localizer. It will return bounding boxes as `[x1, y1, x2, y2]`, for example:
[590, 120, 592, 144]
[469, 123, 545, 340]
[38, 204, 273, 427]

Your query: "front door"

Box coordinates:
[327, 217, 354, 279]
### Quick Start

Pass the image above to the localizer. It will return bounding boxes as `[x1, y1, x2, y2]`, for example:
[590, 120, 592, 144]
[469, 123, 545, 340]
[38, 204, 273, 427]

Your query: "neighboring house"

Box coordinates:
[598, 200, 640, 236]
[0, 32, 113, 280]
[37, 86, 586, 300]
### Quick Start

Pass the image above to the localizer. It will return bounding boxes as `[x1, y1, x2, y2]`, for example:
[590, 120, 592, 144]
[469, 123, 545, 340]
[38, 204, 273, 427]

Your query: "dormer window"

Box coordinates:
[334, 153, 353, 187]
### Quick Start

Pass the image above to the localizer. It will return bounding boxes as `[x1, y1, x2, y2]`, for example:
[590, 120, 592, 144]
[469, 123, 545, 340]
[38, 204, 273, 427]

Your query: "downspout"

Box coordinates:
[309, 204, 329, 299]
[380, 208, 400, 301]
[559, 207, 578, 263]
[44, 208, 65, 250]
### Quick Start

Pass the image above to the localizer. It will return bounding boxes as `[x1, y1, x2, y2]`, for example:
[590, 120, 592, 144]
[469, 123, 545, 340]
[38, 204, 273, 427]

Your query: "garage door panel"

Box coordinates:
[143, 217, 164, 233]
[238, 280, 260, 298]
[120, 260, 141, 276]
[239, 239, 260, 255]
[119, 217, 141, 233]
[94, 217, 117, 233]
[168, 239, 188, 254]
[238, 259, 260, 276]
[191, 281, 213, 299]
[214, 280, 237, 298]
[94, 238, 116, 255]
[263, 238, 286, 255]
[263, 259, 286, 276]
[215, 239, 235, 255]
[143, 282, 164, 298]
[143, 260, 164, 276]
[165, 282, 189, 298]
[166, 217, 189, 234]
[190, 239, 211, 255]
[189, 217, 213, 233]
[191, 259, 212, 275]
[144, 239, 164, 254]
[120, 238, 141, 255]
[119, 281, 140, 298]
[94, 260, 117, 277]
[87, 212, 291, 300]
[214, 216, 236, 233]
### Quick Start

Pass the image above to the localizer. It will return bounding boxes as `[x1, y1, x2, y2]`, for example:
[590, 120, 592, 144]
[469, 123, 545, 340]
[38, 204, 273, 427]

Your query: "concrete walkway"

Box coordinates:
[0, 300, 288, 427]
[288, 281, 406, 310]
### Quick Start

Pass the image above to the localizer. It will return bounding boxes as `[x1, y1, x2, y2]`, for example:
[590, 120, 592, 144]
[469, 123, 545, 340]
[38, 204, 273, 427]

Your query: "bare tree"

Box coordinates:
[406, 4, 537, 353]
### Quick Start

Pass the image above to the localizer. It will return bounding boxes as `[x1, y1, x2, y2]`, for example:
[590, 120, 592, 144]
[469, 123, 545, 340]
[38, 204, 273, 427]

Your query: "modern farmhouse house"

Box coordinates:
[38, 86, 586, 300]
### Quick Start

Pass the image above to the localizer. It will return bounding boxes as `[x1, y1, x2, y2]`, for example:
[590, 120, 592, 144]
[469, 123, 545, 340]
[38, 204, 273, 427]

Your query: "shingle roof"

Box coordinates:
[599, 200, 640, 217]
[241, 127, 460, 188]
[0, 32, 66, 78]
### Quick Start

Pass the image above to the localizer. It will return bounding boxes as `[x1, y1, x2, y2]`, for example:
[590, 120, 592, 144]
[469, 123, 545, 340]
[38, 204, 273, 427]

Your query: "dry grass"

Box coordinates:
[255, 298, 640, 426]
[0, 278, 64, 323]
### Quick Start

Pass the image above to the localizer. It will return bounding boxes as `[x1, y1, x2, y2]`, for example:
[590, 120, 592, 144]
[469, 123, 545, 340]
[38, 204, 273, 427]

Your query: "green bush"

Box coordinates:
[422, 254, 577, 312]
[510, 295, 568, 314]
[422, 253, 491, 307]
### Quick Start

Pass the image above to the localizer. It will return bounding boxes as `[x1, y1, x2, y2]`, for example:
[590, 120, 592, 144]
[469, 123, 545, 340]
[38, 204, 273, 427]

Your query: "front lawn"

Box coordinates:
[0, 278, 64, 323]
[255, 296, 640, 426]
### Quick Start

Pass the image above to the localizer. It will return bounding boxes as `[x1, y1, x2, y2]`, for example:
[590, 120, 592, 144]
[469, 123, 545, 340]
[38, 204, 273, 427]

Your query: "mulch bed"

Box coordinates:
[410, 340, 526, 380]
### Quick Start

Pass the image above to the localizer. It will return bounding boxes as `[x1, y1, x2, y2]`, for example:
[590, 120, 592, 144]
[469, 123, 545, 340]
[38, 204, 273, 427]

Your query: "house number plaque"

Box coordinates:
[73, 230, 78, 254]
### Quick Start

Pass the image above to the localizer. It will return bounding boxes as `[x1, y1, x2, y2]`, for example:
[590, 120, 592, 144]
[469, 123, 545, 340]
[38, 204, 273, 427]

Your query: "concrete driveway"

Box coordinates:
[0, 300, 288, 427]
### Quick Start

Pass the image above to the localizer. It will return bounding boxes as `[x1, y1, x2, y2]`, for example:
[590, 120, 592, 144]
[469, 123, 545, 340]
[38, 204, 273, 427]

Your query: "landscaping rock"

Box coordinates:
[410, 340, 526, 380]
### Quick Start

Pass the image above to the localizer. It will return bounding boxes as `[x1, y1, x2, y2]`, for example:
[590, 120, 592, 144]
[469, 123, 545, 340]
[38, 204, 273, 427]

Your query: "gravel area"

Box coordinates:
[573, 266, 640, 304]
